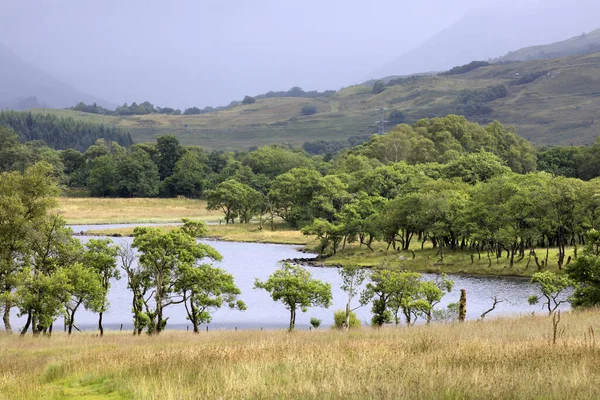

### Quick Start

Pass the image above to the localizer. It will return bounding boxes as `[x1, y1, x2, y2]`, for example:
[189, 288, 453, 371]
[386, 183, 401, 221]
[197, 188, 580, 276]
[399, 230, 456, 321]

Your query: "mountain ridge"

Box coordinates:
[0, 42, 113, 110]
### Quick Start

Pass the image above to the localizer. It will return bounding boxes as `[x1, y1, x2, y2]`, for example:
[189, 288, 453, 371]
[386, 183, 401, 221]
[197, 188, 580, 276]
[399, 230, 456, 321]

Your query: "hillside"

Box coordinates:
[28, 51, 600, 150]
[372, 0, 600, 79]
[495, 29, 600, 63]
[0, 42, 112, 110]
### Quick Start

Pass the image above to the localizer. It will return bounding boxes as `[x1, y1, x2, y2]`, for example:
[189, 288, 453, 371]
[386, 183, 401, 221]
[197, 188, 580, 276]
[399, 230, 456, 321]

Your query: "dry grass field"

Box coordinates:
[2, 310, 600, 399]
[56, 197, 222, 224]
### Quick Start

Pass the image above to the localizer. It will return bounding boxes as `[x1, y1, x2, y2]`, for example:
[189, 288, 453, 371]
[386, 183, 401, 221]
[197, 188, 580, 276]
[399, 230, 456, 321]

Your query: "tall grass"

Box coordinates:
[2, 310, 600, 399]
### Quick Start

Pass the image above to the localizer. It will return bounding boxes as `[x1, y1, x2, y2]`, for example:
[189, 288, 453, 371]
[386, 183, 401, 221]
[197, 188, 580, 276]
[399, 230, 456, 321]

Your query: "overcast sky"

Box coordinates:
[0, 0, 596, 109]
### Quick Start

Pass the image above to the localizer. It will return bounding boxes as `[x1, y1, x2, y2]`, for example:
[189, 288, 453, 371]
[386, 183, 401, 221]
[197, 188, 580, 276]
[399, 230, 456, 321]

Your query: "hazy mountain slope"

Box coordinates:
[0, 42, 112, 109]
[27, 51, 600, 150]
[373, 0, 600, 79]
[494, 29, 600, 62]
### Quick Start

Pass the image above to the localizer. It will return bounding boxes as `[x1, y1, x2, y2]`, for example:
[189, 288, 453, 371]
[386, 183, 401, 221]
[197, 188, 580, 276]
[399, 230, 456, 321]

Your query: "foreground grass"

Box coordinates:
[2, 310, 600, 399]
[56, 197, 222, 224]
[85, 223, 312, 246]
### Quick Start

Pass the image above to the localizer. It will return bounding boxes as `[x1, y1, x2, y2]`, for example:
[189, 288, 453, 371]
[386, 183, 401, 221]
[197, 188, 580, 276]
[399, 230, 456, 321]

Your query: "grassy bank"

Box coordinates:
[2, 310, 600, 399]
[82, 222, 569, 277]
[56, 197, 222, 224]
[85, 223, 311, 246]
[322, 244, 568, 276]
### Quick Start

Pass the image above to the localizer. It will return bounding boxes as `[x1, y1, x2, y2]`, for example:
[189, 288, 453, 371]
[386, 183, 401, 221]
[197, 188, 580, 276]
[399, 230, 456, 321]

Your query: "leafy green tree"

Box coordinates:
[301, 219, 345, 256]
[15, 214, 83, 335]
[386, 271, 424, 326]
[83, 239, 120, 335]
[0, 163, 58, 333]
[132, 221, 223, 334]
[567, 229, 600, 307]
[175, 263, 246, 333]
[528, 271, 574, 314]
[338, 265, 367, 329]
[206, 179, 263, 223]
[419, 275, 454, 323]
[338, 193, 386, 251]
[156, 135, 183, 180]
[268, 168, 323, 228]
[244, 146, 312, 179]
[254, 263, 332, 331]
[115, 148, 160, 197]
[441, 152, 510, 184]
[63, 263, 104, 335]
[162, 151, 208, 198]
[537, 146, 582, 178]
[87, 155, 118, 196]
[118, 244, 151, 335]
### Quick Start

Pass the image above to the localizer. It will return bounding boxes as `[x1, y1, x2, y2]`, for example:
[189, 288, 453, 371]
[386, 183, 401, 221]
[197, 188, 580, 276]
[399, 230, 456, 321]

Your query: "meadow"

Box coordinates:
[1, 309, 600, 399]
[56, 197, 222, 225]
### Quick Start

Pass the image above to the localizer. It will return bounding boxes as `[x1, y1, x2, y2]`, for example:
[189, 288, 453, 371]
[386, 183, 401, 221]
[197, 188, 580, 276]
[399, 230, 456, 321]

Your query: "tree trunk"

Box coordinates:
[98, 311, 104, 336]
[345, 303, 350, 330]
[458, 289, 467, 322]
[289, 307, 296, 331]
[20, 310, 32, 336]
[2, 300, 12, 334]
[68, 301, 82, 335]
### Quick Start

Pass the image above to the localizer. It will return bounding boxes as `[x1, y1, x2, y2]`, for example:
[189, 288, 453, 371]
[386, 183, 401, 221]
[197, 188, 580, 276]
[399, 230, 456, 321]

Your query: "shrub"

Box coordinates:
[332, 310, 361, 329]
[516, 70, 548, 85]
[310, 317, 322, 329]
[458, 85, 508, 104]
[301, 105, 318, 116]
[440, 61, 490, 76]
[242, 95, 256, 105]
[372, 80, 385, 94]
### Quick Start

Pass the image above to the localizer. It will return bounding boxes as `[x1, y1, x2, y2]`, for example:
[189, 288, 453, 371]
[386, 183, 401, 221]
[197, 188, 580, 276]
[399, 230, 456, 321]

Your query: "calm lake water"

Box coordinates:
[9, 224, 570, 331]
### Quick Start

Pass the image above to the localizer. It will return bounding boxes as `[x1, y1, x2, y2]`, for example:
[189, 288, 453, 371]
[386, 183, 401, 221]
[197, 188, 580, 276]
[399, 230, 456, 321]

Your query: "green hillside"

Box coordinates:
[31, 51, 600, 150]
[495, 29, 600, 63]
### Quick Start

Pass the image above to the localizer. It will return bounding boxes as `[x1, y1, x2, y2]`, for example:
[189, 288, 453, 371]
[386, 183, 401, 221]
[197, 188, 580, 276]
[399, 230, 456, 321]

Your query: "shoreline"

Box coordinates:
[73, 225, 561, 279]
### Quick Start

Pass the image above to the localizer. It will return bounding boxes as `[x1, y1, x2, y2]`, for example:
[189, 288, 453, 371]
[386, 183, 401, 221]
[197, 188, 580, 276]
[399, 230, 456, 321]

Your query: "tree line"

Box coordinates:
[69, 87, 336, 117]
[2, 162, 600, 335]
[0, 163, 460, 334]
[0, 111, 132, 151]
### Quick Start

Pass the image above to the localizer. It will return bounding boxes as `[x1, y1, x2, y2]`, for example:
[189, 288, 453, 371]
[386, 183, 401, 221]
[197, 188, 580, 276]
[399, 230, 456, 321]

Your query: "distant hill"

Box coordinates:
[0, 42, 113, 110]
[372, 0, 600, 80]
[494, 29, 600, 63]
[27, 51, 600, 150]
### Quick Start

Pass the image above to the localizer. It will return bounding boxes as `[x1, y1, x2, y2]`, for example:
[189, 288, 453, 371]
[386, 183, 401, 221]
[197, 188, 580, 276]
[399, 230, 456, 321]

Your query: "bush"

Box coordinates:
[372, 80, 385, 94]
[458, 85, 508, 104]
[440, 61, 490, 76]
[516, 70, 548, 85]
[332, 310, 361, 329]
[242, 95, 256, 105]
[301, 105, 318, 116]
[310, 317, 322, 329]
[388, 110, 406, 125]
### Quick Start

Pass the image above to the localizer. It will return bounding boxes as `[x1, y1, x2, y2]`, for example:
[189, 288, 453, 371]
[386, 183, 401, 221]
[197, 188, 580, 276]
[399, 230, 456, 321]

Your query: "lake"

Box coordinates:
[9, 224, 569, 331]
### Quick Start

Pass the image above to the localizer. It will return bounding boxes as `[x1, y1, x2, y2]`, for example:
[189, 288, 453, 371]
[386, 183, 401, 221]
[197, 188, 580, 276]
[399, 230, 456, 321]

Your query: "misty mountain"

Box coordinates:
[494, 28, 600, 63]
[0, 42, 113, 110]
[373, 0, 600, 78]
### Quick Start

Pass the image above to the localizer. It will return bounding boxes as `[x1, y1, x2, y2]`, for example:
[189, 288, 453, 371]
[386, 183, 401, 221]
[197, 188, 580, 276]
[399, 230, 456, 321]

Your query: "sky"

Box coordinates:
[0, 0, 596, 109]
